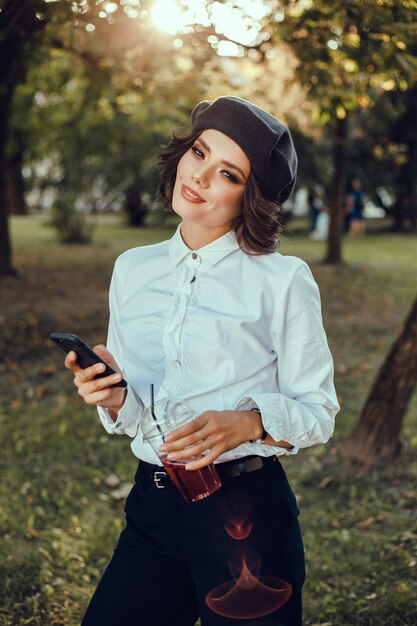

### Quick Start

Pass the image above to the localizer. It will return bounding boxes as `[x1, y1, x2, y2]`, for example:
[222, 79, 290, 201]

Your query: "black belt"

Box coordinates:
[139, 455, 276, 489]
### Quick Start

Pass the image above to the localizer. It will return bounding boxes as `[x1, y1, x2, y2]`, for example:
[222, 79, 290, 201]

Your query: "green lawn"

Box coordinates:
[1, 215, 416, 625]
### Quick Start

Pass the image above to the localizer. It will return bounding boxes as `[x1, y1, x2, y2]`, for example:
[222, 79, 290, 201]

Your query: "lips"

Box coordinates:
[181, 184, 205, 203]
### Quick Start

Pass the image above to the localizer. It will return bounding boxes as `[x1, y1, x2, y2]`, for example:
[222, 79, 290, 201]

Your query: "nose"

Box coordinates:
[191, 164, 210, 189]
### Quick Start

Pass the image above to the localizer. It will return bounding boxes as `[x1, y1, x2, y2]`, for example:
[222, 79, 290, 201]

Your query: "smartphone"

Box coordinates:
[49, 332, 127, 388]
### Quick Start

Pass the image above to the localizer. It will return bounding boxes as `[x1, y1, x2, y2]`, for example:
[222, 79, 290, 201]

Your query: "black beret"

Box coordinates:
[191, 96, 297, 204]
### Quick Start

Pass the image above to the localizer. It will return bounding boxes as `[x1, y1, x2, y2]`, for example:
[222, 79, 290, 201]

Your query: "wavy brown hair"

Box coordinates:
[158, 130, 283, 255]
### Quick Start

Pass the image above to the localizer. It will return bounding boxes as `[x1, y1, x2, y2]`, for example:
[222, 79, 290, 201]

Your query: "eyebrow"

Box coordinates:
[197, 137, 248, 181]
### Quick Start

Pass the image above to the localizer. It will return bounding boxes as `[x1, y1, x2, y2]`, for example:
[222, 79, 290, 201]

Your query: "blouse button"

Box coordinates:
[192, 252, 198, 260]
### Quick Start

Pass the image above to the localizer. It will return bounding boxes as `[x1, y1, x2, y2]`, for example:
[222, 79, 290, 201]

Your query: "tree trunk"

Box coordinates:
[0, 0, 46, 276]
[0, 94, 16, 276]
[390, 85, 417, 233]
[340, 297, 417, 466]
[5, 153, 26, 215]
[392, 196, 407, 233]
[125, 187, 148, 227]
[0, 183, 15, 276]
[324, 115, 348, 265]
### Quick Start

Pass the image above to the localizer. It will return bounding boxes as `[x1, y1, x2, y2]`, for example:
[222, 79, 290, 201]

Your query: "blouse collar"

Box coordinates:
[169, 223, 240, 269]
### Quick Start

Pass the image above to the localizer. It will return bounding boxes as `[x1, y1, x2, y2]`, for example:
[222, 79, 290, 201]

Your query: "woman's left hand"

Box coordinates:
[159, 410, 262, 470]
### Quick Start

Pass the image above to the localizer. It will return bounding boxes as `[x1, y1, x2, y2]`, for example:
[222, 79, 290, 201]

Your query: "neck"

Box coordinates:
[180, 222, 232, 250]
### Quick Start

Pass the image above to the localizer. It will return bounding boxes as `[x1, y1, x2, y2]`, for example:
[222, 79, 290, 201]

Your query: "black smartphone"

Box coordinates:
[49, 332, 127, 388]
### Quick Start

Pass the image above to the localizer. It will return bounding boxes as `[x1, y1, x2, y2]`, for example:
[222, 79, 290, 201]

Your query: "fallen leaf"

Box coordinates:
[35, 385, 47, 399]
[356, 514, 386, 529]
[104, 473, 120, 488]
[10, 399, 23, 410]
[26, 526, 43, 538]
[319, 475, 334, 489]
[401, 491, 417, 499]
[41, 364, 57, 376]
[111, 483, 132, 500]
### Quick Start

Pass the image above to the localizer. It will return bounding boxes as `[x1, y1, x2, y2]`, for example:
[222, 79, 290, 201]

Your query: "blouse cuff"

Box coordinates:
[234, 395, 299, 456]
[235, 392, 335, 451]
[97, 384, 143, 438]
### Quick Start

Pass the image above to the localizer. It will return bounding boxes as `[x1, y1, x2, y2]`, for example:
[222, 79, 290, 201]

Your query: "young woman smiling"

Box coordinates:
[65, 96, 339, 626]
[172, 129, 250, 248]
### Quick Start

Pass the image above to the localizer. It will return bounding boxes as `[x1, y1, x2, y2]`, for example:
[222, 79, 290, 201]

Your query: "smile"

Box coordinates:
[181, 184, 205, 203]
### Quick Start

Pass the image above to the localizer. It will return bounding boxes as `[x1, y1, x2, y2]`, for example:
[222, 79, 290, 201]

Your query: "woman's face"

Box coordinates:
[172, 129, 250, 235]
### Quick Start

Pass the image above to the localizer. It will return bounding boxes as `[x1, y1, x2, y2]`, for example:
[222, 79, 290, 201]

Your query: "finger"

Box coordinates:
[82, 389, 113, 407]
[81, 384, 125, 407]
[165, 438, 213, 461]
[77, 372, 123, 394]
[76, 362, 107, 384]
[162, 435, 199, 453]
[185, 448, 221, 471]
[161, 424, 211, 453]
[93, 345, 121, 374]
[65, 351, 81, 372]
[164, 415, 207, 443]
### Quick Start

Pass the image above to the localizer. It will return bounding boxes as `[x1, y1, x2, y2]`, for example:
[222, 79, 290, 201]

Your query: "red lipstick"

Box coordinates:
[181, 184, 205, 203]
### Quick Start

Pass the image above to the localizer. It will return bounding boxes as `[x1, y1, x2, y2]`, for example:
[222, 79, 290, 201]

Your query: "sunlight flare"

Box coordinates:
[151, 0, 188, 34]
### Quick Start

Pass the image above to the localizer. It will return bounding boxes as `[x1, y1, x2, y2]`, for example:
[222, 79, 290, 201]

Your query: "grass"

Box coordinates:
[0, 214, 416, 625]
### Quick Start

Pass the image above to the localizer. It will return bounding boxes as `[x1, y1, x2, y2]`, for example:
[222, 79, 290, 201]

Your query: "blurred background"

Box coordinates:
[0, 1, 416, 625]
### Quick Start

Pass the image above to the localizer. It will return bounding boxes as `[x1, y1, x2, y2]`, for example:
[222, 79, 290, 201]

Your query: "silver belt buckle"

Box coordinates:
[154, 471, 167, 488]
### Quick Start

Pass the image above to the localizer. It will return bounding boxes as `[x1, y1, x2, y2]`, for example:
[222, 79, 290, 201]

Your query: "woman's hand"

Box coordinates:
[159, 410, 263, 470]
[64, 345, 126, 421]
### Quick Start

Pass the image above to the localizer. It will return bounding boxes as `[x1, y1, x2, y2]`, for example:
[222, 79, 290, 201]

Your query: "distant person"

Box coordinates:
[310, 209, 330, 241]
[63, 96, 339, 626]
[308, 183, 325, 232]
[344, 178, 366, 236]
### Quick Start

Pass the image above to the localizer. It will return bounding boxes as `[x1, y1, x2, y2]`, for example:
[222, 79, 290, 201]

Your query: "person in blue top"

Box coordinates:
[344, 177, 366, 235]
[65, 96, 339, 626]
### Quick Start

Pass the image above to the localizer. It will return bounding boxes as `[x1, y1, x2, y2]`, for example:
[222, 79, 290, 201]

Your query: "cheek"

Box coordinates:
[222, 188, 244, 214]
[173, 157, 187, 197]
[176, 152, 191, 179]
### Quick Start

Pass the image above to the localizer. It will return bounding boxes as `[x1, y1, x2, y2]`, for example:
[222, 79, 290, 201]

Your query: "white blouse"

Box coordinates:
[98, 224, 339, 465]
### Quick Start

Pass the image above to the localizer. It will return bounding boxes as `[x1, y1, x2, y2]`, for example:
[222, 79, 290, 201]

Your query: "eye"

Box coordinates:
[191, 145, 204, 158]
[221, 170, 238, 184]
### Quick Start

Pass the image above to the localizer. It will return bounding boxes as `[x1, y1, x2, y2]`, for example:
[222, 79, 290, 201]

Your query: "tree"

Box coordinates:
[340, 297, 417, 466]
[389, 84, 417, 232]
[276, 0, 417, 263]
[0, 0, 48, 275]
[0, 0, 189, 257]
[344, 82, 417, 231]
[16, 50, 190, 236]
[0, 0, 278, 273]
[10, 24, 219, 234]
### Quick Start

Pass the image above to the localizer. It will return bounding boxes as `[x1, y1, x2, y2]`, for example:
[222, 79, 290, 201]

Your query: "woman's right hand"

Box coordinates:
[64, 345, 127, 420]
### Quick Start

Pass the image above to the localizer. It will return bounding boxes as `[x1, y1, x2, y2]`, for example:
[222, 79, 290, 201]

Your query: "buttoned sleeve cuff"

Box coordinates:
[233, 396, 299, 457]
[97, 384, 143, 438]
[235, 392, 338, 454]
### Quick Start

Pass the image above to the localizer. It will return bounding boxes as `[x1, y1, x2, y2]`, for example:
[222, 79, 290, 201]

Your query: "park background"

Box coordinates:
[0, 1, 416, 624]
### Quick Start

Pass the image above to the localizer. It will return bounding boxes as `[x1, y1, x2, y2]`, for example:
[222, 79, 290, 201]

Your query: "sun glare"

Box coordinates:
[151, 0, 188, 34]
[150, 0, 270, 52]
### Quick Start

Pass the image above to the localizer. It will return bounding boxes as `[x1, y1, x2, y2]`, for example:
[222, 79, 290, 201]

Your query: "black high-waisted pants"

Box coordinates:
[81, 456, 305, 626]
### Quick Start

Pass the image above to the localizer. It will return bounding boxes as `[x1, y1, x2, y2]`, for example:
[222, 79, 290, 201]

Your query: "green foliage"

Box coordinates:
[270, 0, 417, 262]
[276, 0, 417, 117]
[4, 0, 225, 244]
[49, 193, 94, 244]
[12, 50, 179, 235]
[343, 82, 417, 212]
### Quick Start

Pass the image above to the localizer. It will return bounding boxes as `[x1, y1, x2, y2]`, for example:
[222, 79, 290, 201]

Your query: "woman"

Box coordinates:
[65, 96, 339, 626]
